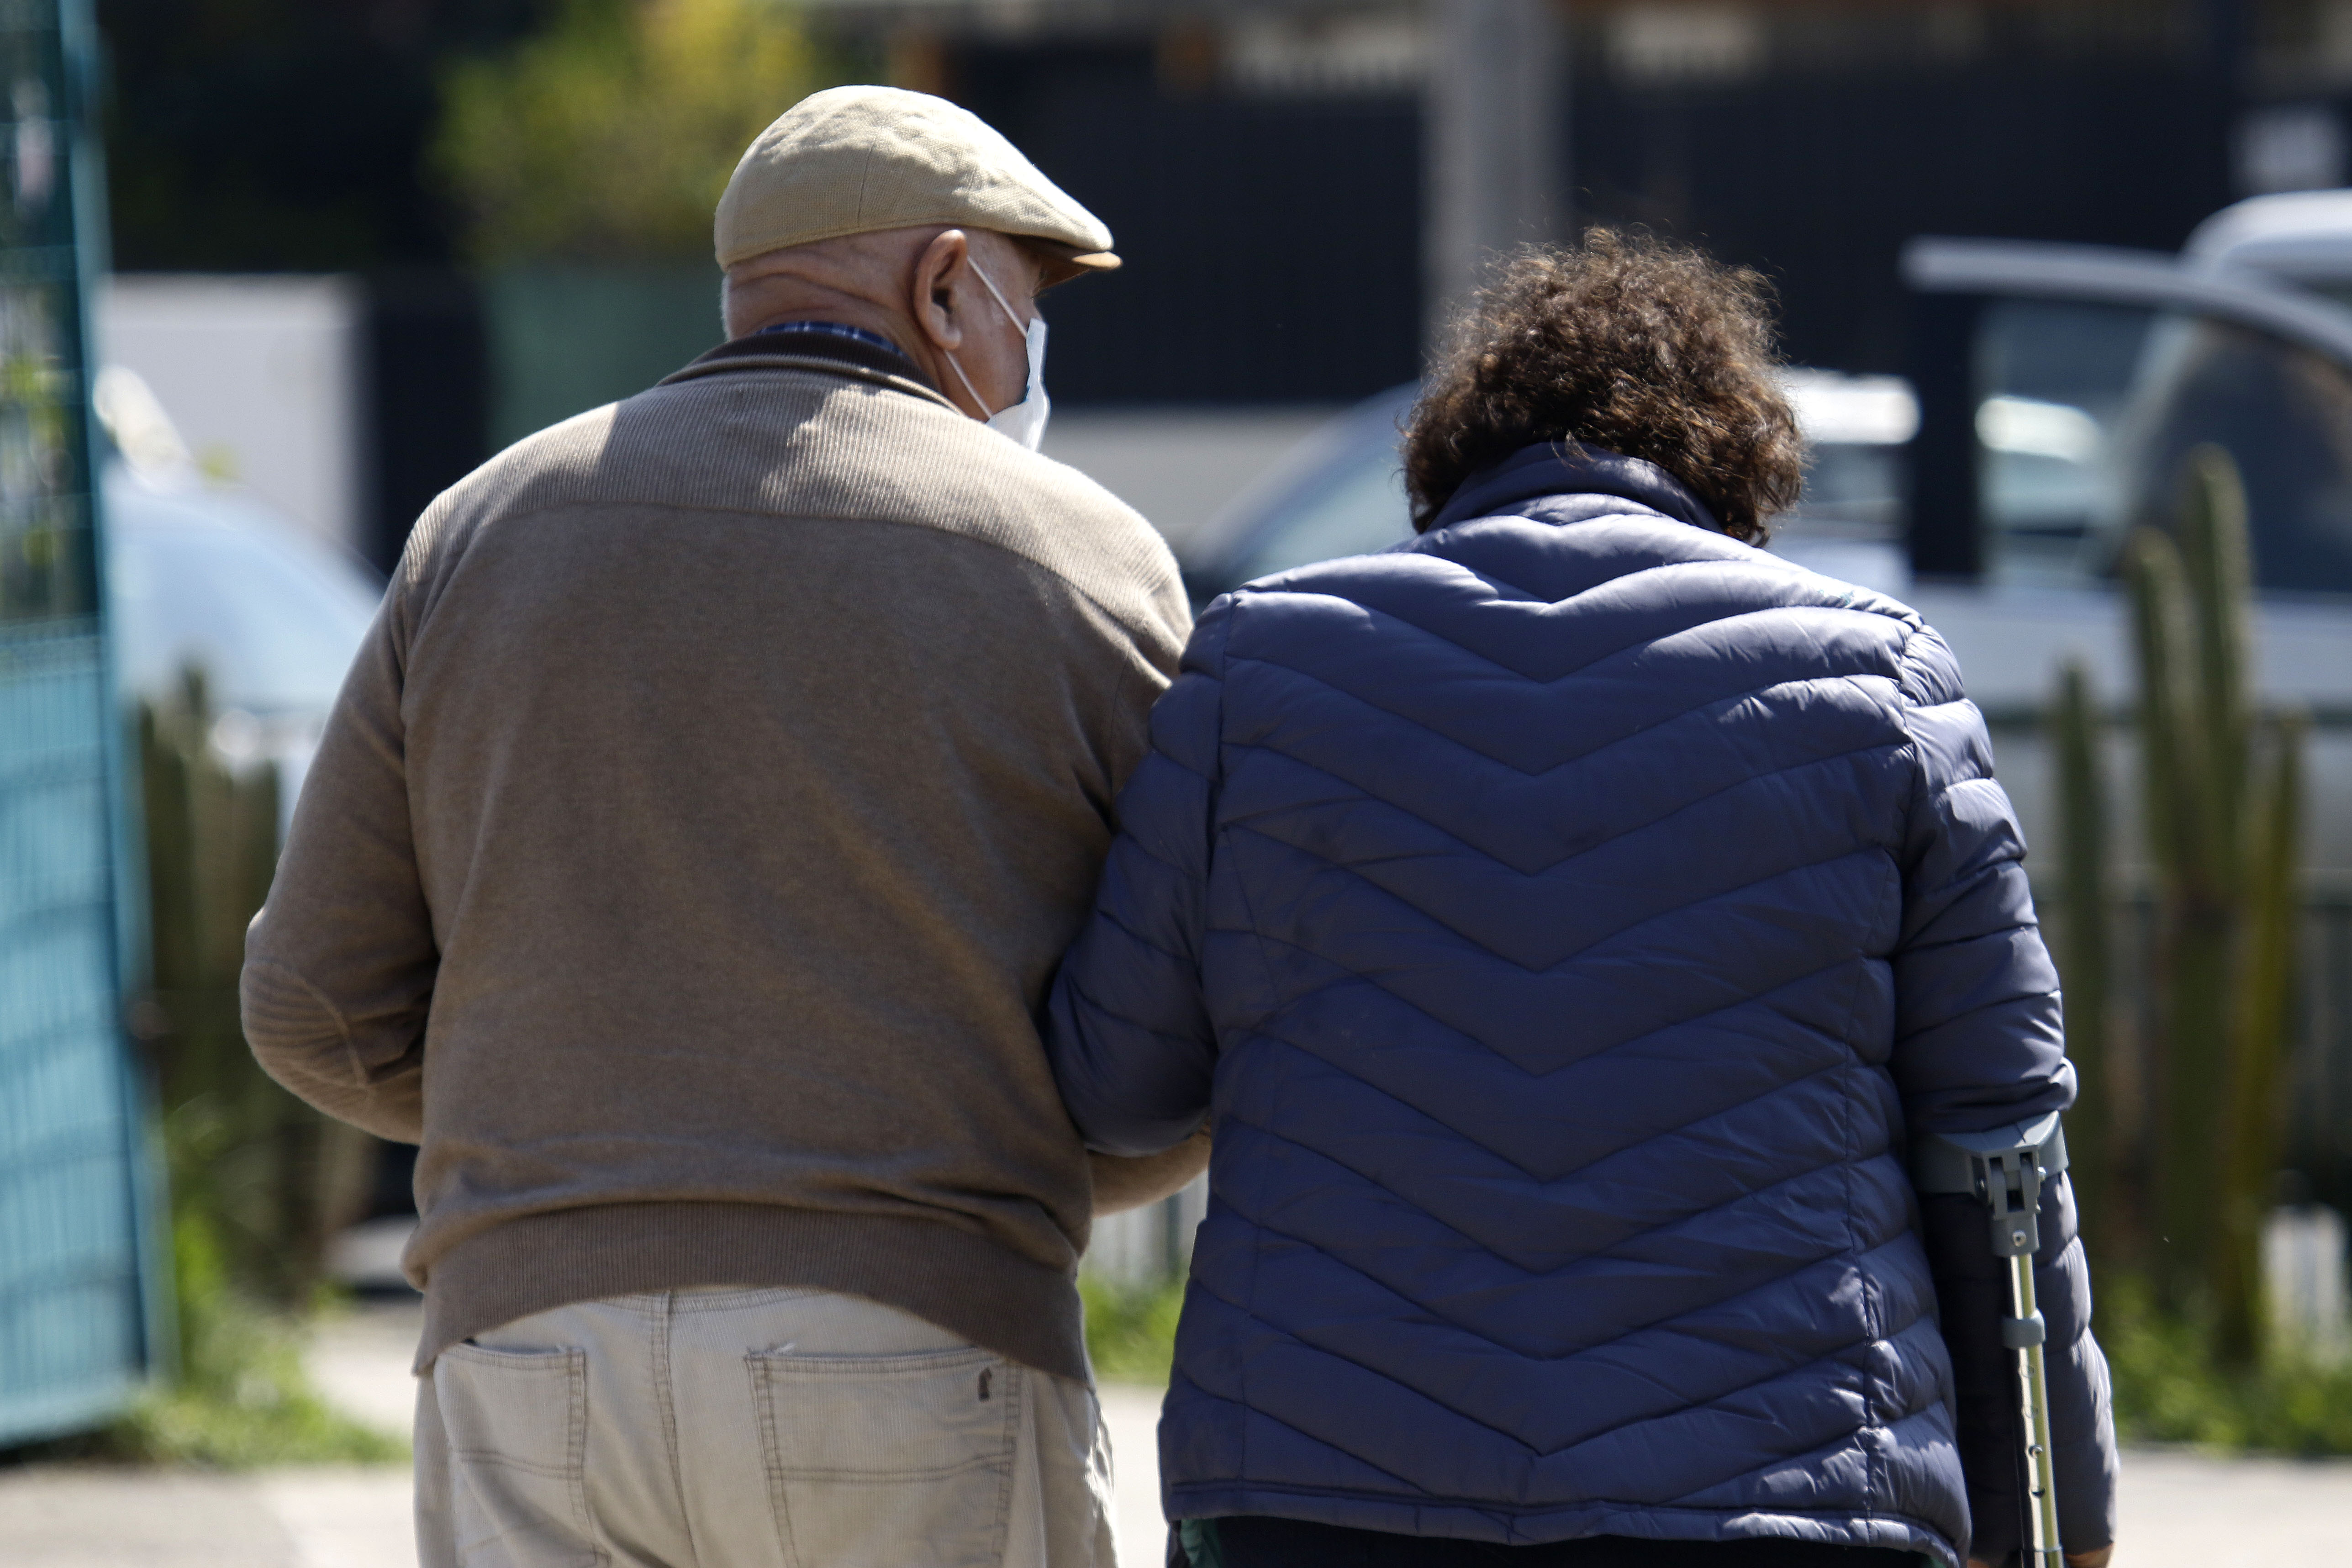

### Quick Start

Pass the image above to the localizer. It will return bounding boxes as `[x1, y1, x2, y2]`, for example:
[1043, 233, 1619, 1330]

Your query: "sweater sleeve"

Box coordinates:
[1891, 626, 2117, 1562]
[240, 585, 438, 1143]
[1044, 596, 1232, 1157]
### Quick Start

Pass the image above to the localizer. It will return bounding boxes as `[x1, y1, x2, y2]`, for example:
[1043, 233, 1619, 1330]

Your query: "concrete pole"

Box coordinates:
[1424, 0, 1568, 348]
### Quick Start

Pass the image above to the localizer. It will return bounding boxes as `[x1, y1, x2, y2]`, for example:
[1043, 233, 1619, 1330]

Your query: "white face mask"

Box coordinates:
[944, 260, 1050, 451]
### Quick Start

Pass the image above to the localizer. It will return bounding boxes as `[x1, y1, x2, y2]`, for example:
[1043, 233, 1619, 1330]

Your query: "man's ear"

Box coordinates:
[912, 228, 970, 354]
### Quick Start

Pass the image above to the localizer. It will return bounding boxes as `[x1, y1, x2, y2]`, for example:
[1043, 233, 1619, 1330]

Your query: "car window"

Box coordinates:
[2112, 315, 2352, 595]
[1962, 295, 2352, 595]
[1778, 370, 1911, 538]
[1794, 440, 1902, 530]
[1973, 298, 2156, 586]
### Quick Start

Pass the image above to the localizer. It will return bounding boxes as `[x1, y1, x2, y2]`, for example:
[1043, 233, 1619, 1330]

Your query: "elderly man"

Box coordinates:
[242, 87, 1200, 1567]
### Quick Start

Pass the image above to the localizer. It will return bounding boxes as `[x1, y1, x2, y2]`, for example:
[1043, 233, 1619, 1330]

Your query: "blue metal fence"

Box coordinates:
[0, 627, 152, 1442]
[0, 0, 160, 1448]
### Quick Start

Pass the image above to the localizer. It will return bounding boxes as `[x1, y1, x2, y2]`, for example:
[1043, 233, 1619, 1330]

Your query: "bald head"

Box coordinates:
[722, 226, 1045, 424]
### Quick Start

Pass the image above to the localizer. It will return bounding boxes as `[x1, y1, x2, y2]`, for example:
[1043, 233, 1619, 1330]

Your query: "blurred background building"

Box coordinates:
[88, 0, 2352, 562]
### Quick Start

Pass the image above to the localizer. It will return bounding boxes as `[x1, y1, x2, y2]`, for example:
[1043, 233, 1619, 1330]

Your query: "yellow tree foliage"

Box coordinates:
[437, 0, 822, 264]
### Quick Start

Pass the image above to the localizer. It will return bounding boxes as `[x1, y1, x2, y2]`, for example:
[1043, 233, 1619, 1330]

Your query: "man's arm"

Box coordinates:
[1045, 599, 1230, 1157]
[240, 589, 438, 1143]
[1088, 1130, 1211, 1216]
[1892, 627, 2117, 1567]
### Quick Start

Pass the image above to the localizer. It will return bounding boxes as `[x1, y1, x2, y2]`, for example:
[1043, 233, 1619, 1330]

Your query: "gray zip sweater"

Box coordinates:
[242, 340, 1191, 1378]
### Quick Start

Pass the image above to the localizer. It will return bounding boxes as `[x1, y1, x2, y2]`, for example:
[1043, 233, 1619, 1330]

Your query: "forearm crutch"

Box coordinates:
[1915, 1113, 2068, 1568]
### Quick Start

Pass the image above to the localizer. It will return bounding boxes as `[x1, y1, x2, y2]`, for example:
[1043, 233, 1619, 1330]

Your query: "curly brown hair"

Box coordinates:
[1404, 230, 1805, 542]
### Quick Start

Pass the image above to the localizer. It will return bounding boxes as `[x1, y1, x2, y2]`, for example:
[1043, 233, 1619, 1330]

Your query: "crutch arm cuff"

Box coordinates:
[1912, 1113, 2068, 1195]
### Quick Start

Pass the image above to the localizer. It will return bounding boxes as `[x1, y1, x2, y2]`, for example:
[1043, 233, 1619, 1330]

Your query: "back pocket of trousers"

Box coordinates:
[432, 1342, 600, 1568]
[749, 1345, 1017, 1568]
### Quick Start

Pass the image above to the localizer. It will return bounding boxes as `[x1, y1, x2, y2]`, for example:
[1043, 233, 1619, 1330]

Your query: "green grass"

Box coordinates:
[1083, 1273, 1186, 1386]
[2103, 1274, 2352, 1455]
[102, 1374, 407, 1468]
[39, 1211, 404, 1468]
[97, 1310, 408, 1468]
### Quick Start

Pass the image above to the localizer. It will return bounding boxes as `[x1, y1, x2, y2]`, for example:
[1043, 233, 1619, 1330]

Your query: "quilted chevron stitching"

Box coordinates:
[1058, 971, 1204, 1053]
[1281, 622, 1904, 716]
[1083, 898, 1193, 969]
[1182, 1248, 1891, 1477]
[1224, 621, 1906, 772]
[1225, 819, 1887, 977]
[1221, 729, 1908, 880]
[1215, 1110, 1860, 1301]
[1261, 533, 1719, 610]
[1222, 662, 1906, 800]
[1225, 924, 1868, 1072]
[1254, 546, 1912, 651]
[1236, 1014, 1867, 1183]
[1241, 951, 1864, 1086]
[1889, 979, 2050, 1044]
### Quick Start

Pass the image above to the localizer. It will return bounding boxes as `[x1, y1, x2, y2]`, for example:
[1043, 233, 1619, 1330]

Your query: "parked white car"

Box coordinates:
[96, 367, 379, 819]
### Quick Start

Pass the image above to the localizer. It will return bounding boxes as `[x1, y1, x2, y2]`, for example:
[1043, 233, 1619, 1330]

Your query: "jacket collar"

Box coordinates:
[1428, 443, 1722, 534]
[659, 329, 957, 413]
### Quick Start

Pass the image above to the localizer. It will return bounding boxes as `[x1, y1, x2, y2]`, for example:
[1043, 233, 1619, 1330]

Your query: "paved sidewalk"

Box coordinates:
[0, 1464, 413, 1568]
[2, 1297, 2346, 1567]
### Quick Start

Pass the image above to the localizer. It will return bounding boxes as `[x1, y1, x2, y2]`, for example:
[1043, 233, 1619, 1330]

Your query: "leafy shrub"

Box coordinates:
[1082, 1274, 1186, 1387]
[437, 0, 826, 264]
[2103, 1273, 2352, 1454]
[37, 1208, 402, 1468]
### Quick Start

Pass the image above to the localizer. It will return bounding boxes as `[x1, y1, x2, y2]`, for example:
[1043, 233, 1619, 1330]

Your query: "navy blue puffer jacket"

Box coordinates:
[1046, 447, 2117, 1566]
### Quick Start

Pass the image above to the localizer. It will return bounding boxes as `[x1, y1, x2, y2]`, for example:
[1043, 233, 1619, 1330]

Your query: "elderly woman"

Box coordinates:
[1045, 233, 2117, 1568]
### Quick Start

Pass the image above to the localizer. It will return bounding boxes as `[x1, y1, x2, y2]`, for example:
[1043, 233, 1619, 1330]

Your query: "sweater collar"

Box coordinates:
[1428, 443, 1722, 534]
[661, 326, 953, 411]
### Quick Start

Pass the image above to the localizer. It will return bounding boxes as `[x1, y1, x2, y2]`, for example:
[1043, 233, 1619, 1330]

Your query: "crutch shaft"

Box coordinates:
[2009, 1255, 2063, 1568]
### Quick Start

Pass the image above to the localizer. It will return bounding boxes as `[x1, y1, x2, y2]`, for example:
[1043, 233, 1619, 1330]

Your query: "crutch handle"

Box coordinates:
[1914, 1113, 2068, 1257]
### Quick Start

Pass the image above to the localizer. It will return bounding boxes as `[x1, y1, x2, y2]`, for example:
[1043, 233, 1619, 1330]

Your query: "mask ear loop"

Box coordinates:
[944, 346, 994, 417]
[965, 260, 1028, 331]
[942, 260, 1031, 419]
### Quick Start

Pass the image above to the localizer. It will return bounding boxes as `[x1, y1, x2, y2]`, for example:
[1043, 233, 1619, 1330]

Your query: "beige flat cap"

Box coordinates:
[716, 85, 1118, 279]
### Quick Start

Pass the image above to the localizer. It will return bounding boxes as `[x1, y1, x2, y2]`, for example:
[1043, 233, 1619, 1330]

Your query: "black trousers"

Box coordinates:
[1176, 1517, 1931, 1568]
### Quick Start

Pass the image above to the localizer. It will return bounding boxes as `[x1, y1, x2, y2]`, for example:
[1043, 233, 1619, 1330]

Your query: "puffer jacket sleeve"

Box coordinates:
[1044, 596, 1232, 1157]
[1890, 625, 2118, 1563]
